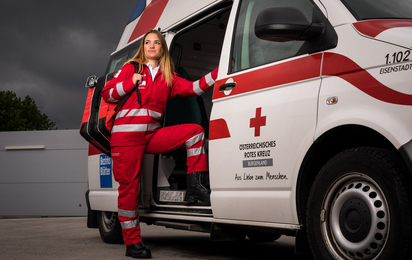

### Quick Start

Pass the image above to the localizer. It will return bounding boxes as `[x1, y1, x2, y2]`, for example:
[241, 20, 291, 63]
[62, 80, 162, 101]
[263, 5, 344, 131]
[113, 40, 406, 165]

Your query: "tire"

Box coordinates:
[306, 147, 412, 260]
[97, 211, 124, 244]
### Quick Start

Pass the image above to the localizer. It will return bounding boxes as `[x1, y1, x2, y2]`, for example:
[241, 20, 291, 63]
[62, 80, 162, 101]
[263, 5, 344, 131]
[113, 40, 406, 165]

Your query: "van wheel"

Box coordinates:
[306, 147, 412, 260]
[97, 211, 124, 244]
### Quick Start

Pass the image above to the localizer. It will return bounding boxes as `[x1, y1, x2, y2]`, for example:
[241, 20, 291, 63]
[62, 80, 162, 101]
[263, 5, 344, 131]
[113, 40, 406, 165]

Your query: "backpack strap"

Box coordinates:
[114, 63, 142, 112]
[134, 64, 142, 105]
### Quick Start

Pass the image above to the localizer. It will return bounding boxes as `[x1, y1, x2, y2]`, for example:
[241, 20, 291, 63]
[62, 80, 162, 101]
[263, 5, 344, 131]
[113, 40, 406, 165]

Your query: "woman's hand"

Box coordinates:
[132, 73, 143, 85]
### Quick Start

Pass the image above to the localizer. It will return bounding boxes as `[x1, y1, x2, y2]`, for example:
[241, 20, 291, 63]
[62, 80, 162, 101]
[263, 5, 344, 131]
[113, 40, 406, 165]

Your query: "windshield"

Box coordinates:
[341, 0, 412, 20]
[107, 44, 140, 75]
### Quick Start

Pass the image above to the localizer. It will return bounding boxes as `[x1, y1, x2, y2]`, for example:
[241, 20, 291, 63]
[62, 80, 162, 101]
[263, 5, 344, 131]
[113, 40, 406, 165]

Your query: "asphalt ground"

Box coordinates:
[0, 217, 313, 260]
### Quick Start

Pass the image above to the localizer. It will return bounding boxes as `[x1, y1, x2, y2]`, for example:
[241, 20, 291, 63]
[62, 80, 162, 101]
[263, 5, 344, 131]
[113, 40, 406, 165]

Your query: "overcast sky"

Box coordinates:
[0, 1, 137, 129]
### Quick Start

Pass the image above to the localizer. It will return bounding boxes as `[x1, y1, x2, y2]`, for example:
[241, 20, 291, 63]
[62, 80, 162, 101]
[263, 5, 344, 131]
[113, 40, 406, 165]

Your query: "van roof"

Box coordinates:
[115, 0, 228, 52]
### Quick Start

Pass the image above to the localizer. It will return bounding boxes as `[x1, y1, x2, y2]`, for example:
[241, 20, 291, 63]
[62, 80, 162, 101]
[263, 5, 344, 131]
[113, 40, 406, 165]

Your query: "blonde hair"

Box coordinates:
[127, 30, 174, 86]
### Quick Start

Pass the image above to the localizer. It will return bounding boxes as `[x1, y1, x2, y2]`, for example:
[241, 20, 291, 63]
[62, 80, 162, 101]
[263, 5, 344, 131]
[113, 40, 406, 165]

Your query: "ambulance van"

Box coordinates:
[84, 0, 412, 259]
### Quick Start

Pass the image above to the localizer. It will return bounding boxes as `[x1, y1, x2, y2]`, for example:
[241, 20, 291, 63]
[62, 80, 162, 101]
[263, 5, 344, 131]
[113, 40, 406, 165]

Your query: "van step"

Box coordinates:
[154, 221, 209, 232]
[159, 190, 186, 202]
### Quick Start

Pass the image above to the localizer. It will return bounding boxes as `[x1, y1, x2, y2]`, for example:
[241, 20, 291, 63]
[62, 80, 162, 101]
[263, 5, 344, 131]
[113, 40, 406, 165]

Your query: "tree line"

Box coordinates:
[0, 90, 57, 131]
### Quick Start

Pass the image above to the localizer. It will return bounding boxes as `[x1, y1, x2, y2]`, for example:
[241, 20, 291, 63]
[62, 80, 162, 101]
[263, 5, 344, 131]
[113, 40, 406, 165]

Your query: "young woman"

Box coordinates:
[102, 29, 218, 258]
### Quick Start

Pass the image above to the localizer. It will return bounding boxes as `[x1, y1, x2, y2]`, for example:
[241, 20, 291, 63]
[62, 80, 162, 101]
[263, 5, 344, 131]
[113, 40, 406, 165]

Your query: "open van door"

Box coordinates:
[209, 0, 335, 224]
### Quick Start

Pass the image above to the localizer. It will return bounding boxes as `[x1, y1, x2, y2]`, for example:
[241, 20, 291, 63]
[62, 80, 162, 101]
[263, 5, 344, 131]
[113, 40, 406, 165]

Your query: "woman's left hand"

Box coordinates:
[132, 73, 143, 85]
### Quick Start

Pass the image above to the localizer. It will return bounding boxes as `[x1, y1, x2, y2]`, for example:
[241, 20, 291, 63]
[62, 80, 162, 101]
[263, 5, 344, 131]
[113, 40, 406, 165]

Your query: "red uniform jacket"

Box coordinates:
[102, 63, 218, 147]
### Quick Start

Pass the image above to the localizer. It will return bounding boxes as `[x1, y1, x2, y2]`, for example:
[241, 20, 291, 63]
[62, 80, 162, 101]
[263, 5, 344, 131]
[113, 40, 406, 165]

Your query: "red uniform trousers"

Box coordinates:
[111, 124, 207, 245]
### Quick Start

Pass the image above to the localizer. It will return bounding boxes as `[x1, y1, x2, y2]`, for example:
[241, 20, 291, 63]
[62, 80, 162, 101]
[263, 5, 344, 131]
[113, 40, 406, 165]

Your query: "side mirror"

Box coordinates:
[85, 75, 98, 88]
[255, 7, 323, 42]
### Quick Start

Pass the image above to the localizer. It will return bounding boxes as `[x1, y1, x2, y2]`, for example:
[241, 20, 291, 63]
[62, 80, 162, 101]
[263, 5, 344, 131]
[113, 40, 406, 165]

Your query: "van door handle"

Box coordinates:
[219, 82, 236, 91]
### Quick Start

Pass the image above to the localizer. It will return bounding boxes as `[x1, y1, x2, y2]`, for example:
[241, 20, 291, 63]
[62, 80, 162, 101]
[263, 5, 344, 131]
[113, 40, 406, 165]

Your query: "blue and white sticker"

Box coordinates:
[99, 154, 112, 188]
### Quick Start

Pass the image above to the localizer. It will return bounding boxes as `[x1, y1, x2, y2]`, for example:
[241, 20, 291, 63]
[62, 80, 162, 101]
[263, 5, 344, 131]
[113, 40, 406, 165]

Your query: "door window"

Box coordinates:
[231, 0, 315, 73]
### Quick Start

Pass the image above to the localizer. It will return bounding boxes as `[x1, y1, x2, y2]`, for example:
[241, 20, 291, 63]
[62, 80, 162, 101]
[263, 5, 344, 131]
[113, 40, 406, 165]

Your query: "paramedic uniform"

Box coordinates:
[102, 62, 218, 245]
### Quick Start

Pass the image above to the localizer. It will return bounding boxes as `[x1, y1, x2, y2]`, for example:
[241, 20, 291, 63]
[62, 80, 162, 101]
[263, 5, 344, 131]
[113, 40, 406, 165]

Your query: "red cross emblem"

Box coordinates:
[250, 107, 266, 137]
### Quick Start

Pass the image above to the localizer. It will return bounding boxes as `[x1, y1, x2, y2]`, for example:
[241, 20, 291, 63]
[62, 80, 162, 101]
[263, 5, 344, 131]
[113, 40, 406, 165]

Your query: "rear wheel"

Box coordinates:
[306, 148, 412, 259]
[97, 211, 124, 244]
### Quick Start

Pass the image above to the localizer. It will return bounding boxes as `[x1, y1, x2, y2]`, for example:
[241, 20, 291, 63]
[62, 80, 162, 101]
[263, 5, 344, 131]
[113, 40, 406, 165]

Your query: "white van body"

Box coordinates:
[85, 0, 412, 259]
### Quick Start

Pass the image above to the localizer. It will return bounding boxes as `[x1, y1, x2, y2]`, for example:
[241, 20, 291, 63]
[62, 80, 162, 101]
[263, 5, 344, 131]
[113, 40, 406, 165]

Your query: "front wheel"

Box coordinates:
[306, 148, 412, 259]
[97, 211, 124, 244]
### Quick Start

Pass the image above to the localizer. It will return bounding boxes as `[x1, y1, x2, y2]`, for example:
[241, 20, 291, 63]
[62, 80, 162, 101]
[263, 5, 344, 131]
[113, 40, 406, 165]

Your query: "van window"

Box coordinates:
[108, 53, 128, 75]
[231, 0, 314, 73]
[107, 42, 140, 75]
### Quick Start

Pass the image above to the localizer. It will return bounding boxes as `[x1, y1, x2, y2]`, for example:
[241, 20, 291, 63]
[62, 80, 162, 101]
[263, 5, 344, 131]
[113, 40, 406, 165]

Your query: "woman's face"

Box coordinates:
[144, 33, 162, 62]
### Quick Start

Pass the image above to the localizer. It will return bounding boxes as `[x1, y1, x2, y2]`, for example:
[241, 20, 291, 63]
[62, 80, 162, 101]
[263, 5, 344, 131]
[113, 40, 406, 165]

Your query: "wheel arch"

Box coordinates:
[295, 124, 399, 226]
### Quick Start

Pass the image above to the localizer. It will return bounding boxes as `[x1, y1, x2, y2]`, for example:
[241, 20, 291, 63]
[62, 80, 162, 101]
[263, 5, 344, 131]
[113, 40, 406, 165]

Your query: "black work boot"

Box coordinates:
[184, 172, 211, 205]
[125, 242, 152, 258]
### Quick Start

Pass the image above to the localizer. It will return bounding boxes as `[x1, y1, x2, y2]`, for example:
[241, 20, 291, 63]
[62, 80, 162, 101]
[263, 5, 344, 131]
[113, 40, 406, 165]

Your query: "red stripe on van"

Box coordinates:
[213, 52, 411, 106]
[128, 0, 169, 43]
[353, 19, 412, 38]
[213, 54, 322, 100]
[323, 52, 412, 105]
[209, 119, 231, 140]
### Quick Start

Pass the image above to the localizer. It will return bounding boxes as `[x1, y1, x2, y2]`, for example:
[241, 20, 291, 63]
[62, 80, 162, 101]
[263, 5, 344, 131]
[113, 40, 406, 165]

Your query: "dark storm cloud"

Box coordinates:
[0, 0, 137, 129]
